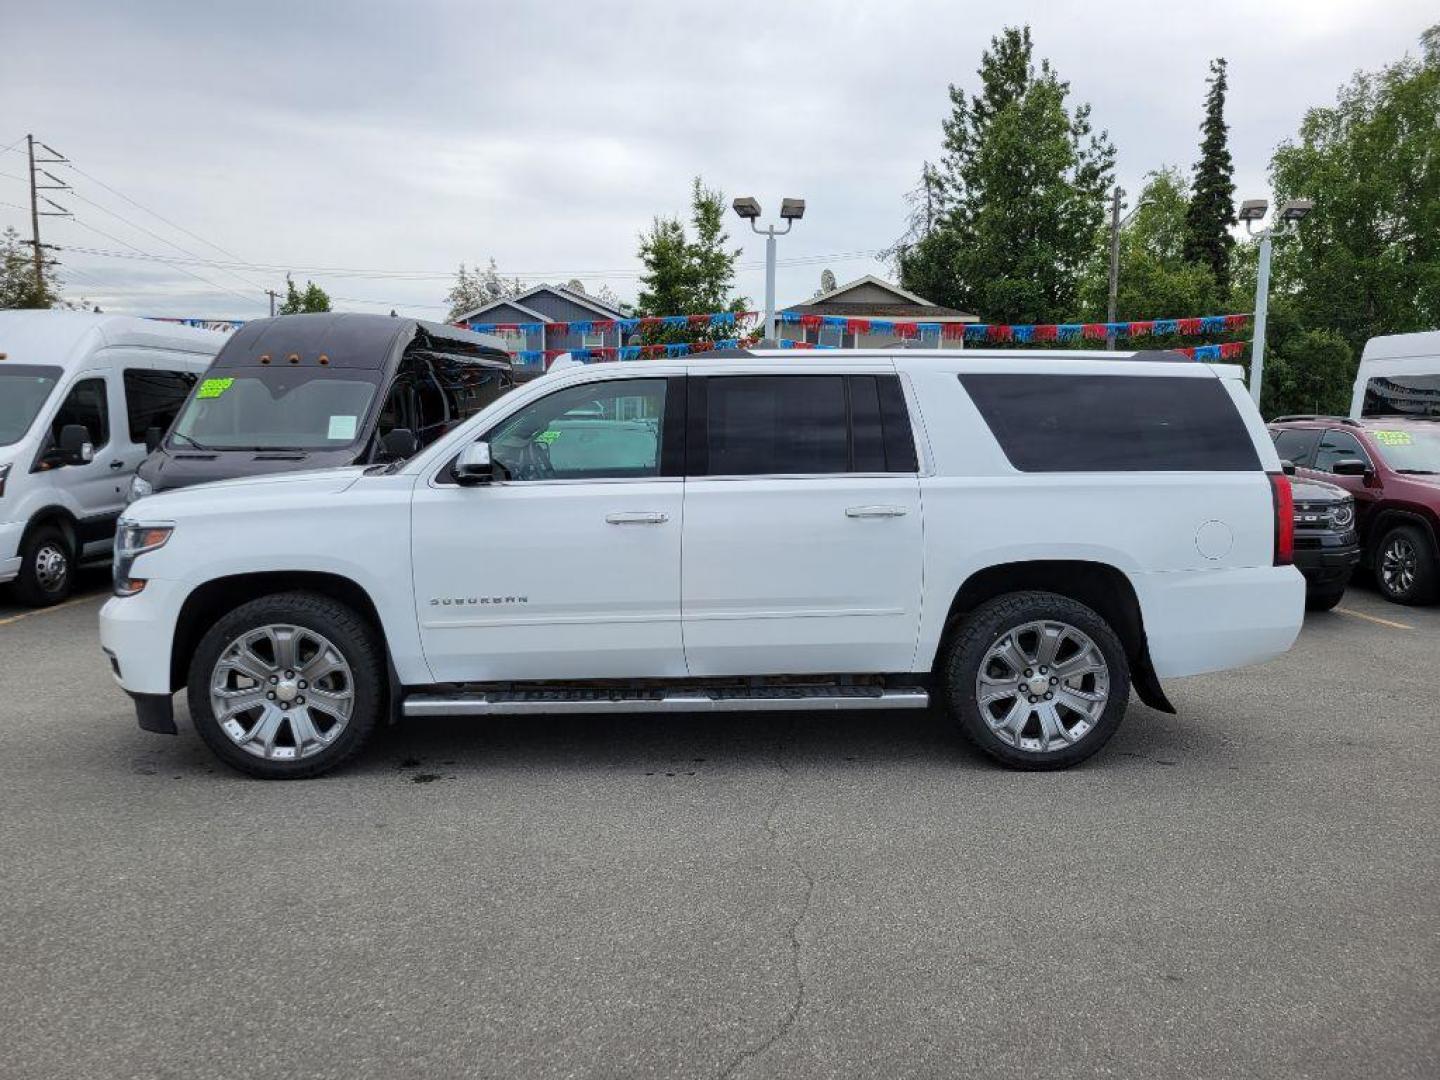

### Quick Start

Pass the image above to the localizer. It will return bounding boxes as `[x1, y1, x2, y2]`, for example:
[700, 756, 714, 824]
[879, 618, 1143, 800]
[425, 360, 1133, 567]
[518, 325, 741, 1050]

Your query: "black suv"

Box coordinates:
[1284, 467, 1361, 610]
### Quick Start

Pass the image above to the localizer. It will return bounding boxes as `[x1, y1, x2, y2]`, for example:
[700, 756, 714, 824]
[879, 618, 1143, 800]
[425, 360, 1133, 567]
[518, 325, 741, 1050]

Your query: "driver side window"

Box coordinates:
[487, 379, 667, 481]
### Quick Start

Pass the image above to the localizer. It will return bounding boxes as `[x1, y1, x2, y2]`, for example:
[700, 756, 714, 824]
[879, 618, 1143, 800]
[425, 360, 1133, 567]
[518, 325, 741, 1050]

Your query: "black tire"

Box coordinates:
[12, 525, 74, 607]
[187, 591, 384, 779]
[1305, 585, 1346, 612]
[942, 591, 1131, 770]
[1373, 524, 1439, 606]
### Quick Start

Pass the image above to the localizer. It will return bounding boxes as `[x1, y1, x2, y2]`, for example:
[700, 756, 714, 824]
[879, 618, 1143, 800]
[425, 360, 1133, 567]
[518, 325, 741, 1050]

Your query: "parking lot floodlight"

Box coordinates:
[780, 198, 806, 221]
[1238, 199, 1269, 223]
[732, 196, 761, 220]
[1278, 198, 1314, 223]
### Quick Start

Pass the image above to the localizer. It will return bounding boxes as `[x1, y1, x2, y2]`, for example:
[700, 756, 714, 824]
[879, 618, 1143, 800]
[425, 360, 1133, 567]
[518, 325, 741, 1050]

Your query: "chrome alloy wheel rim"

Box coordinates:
[1380, 537, 1418, 596]
[974, 620, 1110, 753]
[34, 543, 68, 593]
[210, 624, 354, 761]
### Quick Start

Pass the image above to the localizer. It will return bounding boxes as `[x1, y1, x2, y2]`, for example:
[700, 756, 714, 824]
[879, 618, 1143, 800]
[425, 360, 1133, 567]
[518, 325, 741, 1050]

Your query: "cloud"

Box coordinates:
[2, 0, 1433, 319]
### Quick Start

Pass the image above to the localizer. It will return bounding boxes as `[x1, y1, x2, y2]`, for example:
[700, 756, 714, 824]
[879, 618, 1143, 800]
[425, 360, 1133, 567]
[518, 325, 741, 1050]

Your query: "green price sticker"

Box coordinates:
[196, 377, 234, 399]
[535, 429, 562, 446]
[1375, 430, 1412, 446]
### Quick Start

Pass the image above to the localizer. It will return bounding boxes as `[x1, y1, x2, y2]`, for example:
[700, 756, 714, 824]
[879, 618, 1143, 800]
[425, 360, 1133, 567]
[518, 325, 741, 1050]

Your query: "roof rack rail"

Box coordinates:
[1269, 414, 1362, 427]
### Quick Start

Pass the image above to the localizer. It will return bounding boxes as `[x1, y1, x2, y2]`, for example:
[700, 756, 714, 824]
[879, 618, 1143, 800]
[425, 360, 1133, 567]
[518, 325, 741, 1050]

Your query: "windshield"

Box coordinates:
[0, 366, 61, 447]
[1370, 427, 1440, 473]
[170, 369, 380, 450]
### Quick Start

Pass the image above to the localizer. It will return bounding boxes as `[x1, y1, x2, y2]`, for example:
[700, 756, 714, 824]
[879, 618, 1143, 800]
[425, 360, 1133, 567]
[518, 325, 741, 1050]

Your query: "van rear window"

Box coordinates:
[958, 374, 1260, 472]
[1363, 375, 1440, 418]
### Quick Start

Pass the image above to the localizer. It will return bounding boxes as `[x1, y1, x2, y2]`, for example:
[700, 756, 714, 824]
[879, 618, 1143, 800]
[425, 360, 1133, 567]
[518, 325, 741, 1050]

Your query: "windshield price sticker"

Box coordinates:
[327, 415, 358, 440]
[196, 377, 234, 399]
[1375, 430, 1413, 446]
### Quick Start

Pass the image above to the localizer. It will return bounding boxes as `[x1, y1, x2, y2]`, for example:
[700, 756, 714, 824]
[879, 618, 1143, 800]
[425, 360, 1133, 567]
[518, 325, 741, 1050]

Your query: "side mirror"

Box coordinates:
[380, 428, 419, 461]
[1280, 459, 1297, 476]
[1331, 458, 1368, 477]
[58, 424, 94, 466]
[455, 441, 498, 486]
[144, 425, 163, 453]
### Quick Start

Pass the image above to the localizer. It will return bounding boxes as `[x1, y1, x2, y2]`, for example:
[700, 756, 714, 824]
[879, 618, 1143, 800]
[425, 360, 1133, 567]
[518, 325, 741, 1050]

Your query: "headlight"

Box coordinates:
[1331, 501, 1355, 529]
[127, 474, 154, 504]
[0, 462, 10, 499]
[112, 522, 173, 597]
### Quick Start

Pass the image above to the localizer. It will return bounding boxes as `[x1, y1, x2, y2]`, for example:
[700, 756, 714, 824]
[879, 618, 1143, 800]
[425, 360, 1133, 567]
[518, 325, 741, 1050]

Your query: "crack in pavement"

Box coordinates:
[717, 735, 816, 1080]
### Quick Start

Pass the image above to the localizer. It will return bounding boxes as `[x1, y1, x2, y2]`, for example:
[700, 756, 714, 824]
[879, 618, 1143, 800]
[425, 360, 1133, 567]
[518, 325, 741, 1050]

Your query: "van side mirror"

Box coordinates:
[55, 424, 94, 467]
[1331, 458, 1368, 477]
[1280, 459, 1296, 476]
[455, 441, 498, 486]
[380, 428, 419, 461]
[144, 426, 163, 453]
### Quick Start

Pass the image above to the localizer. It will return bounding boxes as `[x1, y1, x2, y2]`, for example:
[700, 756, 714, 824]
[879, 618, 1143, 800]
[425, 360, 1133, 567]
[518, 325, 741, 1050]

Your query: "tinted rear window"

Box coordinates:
[959, 374, 1260, 472]
[1363, 375, 1440, 419]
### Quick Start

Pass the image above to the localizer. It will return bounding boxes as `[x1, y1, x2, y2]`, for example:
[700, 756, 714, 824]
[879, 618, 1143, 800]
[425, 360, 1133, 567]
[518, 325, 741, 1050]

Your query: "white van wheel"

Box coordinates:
[14, 526, 74, 607]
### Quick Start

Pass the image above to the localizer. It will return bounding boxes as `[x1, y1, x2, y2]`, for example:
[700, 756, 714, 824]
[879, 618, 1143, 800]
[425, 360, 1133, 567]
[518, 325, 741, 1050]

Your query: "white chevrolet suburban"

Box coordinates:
[99, 349, 1304, 778]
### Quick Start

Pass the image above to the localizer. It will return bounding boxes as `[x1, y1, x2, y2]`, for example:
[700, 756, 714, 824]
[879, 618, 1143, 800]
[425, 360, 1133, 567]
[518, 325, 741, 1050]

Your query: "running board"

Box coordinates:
[403, 685, 930, 718]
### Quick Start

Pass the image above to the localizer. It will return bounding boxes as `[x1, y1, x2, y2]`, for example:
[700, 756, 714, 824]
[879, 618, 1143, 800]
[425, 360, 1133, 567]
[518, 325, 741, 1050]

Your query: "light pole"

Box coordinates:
[1240, 197, 1313, 407]
[1104, 187, 1155, 350]
[732, 195, 805, 341]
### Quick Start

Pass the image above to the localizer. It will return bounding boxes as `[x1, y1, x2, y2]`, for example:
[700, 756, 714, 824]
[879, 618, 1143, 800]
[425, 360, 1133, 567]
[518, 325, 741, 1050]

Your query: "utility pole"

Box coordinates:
[267, 289, 280, 316]
[24, 134, 72, 303]
[1105, 185, 1123, 351]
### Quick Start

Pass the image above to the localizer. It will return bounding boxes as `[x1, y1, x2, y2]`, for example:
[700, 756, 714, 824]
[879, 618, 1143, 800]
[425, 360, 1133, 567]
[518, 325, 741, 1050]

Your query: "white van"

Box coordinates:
[1349, 330, 1440, 419]
[0, 312, 223, 606]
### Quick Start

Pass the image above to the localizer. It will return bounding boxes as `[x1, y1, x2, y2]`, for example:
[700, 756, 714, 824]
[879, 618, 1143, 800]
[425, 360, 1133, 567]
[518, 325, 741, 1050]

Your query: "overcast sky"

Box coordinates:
[2, 0, 1434, 321]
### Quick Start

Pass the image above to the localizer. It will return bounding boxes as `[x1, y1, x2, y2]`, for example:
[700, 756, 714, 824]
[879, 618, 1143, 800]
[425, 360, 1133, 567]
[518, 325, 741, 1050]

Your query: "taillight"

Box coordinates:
[1269, 472, 1294, 566]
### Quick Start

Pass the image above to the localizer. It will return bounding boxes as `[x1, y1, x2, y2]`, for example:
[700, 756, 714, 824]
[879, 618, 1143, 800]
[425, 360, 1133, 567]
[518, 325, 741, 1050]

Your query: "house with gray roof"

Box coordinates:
[778, 275, 978, 348]
[454, 283, 626, 364]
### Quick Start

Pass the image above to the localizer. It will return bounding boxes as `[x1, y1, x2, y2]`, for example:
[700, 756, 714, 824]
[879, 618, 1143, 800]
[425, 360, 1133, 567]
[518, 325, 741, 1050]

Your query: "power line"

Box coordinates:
[61, 215, 264, 308]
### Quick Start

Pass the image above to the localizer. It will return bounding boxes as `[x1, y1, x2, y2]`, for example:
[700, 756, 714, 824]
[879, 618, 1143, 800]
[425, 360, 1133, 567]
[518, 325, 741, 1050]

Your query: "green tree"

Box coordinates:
[1183, 59, 1237, 295]
[445, 257, 525, 321]
[896, 26, 1115, 323]
[277, 273, 331, 314]
[0, 225, 62, 309]
[1079, 167, 1222, 323]
[634, 177, 748, 345]
[1267, 24, 1440, 358]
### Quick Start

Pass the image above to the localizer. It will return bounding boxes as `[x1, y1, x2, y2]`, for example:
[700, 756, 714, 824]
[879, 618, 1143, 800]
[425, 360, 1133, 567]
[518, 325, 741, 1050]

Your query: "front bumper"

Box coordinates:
[99, 578, 187, 737]
[0, 520, 24, 584]
[1293, 532, 1362, 588]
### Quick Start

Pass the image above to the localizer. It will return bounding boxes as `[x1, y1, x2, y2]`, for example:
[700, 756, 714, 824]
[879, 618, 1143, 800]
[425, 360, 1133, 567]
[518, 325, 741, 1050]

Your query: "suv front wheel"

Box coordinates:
[943, 591, 1131, 770]
[1374, 524, 1438, 606]
[187, 592, 384, 779]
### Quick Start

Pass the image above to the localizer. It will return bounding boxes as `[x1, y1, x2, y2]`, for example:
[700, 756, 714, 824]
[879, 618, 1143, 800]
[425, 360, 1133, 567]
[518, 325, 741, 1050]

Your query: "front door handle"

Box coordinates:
[109, 460, 126, 470]
[606, 512, 669, 525]
[846, 505, 908, 518]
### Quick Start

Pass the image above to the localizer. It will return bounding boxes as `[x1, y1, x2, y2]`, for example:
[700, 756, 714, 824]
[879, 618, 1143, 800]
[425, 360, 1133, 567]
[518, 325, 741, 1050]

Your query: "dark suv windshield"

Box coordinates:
[170, 368, 380, 450]
[0, 366, 61, 447]
[1369, 426, 1440, 473]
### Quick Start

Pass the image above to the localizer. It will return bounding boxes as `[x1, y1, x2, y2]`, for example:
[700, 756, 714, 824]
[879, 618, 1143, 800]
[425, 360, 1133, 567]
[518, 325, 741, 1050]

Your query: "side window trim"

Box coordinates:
[1318, 428, 1374, 471]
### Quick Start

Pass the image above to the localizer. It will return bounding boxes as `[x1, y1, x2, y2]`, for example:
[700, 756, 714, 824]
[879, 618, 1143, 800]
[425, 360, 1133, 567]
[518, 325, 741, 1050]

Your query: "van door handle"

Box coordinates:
[846, 505, 908, 518]
[606, 512, 669, 525]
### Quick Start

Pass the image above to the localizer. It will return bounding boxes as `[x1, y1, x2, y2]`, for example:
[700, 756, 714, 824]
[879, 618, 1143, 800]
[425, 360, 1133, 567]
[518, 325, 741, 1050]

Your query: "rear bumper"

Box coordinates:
[1135, 565, 1304, 679]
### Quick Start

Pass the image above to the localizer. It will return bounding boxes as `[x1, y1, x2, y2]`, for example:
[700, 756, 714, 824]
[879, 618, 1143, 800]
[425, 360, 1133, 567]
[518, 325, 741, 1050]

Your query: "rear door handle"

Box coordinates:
[846, 505, 908, 518]
[606, 512, 669, 525]
[109, 460, 126, 470]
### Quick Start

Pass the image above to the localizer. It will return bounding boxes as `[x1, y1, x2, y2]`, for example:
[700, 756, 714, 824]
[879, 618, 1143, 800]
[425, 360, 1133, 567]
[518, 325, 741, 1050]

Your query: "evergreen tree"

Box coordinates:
[896, 26, 1115, 323]
[1183, 58, 1237, 295]
[635, 177, 748, 344]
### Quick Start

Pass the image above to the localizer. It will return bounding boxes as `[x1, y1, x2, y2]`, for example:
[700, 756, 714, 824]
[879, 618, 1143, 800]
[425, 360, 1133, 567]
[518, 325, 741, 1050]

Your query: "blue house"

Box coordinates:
[455, 283, 626, 366]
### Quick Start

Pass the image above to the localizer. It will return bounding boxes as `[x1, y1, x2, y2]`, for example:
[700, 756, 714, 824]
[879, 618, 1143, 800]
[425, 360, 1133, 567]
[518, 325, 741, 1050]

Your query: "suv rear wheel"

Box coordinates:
[187, 592, 383, 779]
[1374, 524, 1438, 605]
[942, 591, 1131, 770]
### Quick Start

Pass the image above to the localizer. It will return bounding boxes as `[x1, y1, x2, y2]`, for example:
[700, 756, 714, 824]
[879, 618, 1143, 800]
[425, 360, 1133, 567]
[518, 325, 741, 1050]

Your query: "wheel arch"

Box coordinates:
[21, 506, 79, 553]
[170, 571, 389, 695]
[934, 559, 1175, 714]
[1368, 507, 1439, 560]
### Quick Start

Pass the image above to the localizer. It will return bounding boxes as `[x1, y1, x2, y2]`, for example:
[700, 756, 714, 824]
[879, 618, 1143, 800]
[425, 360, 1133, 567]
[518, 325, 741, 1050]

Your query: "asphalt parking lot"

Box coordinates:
[1, 575, 1436, 1080]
